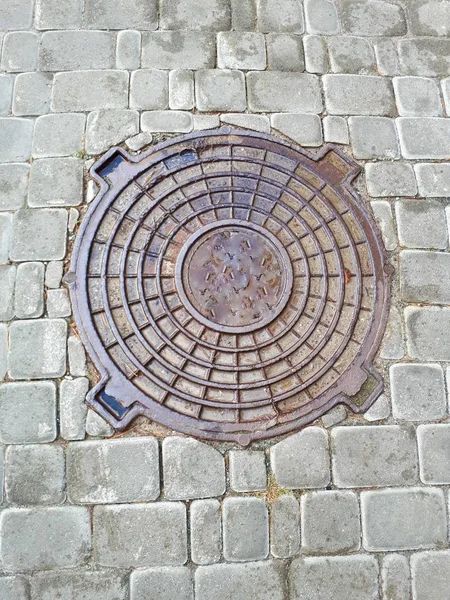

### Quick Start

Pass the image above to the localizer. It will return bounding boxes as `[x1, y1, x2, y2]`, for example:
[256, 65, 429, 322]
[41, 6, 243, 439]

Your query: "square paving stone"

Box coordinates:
[348, 116, 399, 159]
[32, 113, 86, 158]
[5, 444, 65, 505]
[406, 306, 450, 361]
[0, 381, 57, 444]
[0, 577, 29, 600]
[1, 31, 38, 72]
[28, 158, 83, 208]
[271, 113, 323, 146]
[417, 424, 450, 484]
[395, 199, 448, 250]
[217, 32, 266, 70]
[408, 0, 450, 36]
[361, 488, 447, 551]
[247, 72, 322, 113]
[11, 208, 67, 261]
[257, 0, 304, 33]
[13, 72, 53, 116]
[1, 507, 91, 572]
[400, 250, 450, 304]
[190, 499, 221, 565]
[411, 551, 450, 600]
[67, 437, 160, 503]
[141, 32, 216, 70]
[323, 115, 349, 144]
[94, 503, 187, 568]
[195, 69, 246, 112]
[415, 163, 450, 196]
[131, 567, 193, 600]
[0, 163, 29, 211]
[304, 0, 339, 35]
[397, 117, 450, 159]
[266, 33, 304, 71]
[229, 450, 267, 492]
[8, 319, 67, 379]
[0, 118, 34, 162]
[86, 109, 139, 154]
[160, 0, 231, 30]
[130, 70, 169, 110]
[394, 76, 443, 116]
[223, 497, 269, 562]
[301, 491, 360, 554]
[0, 0, 34, 30]
[46, 288, 71, 318]
[270, 494, 300, 558]
[328, 37, 375, 74]
[35, 0, 82, 29]
[84, 0, 157, 29]
[30, 570, 128, 600]
[390, 363, 446, 421]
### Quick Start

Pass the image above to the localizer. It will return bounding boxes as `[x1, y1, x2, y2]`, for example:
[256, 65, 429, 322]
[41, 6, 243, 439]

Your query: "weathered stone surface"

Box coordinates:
[45, 260, 63, 289]
[291, 555, 379, 600]
[35, 0, 82, 29]
[405, 306, 450, 361]
[379, 305, 404, 359]
[220, 113, 270, 132]
[229, 450, 267, 492]
[223, 497, 269, 562]
[369, 200, 398, 250]
[266, 33, 304, 71]
[195, 562, 284, 600]
[0, 381, 57, 444]
[126, 131, 153, 151]
[397, 117, 450, 159]
[5, 444, 65, 505]
[84, 0, 157, 29]
[332, 425, 418, 487]
[247, 72, 322, 112]
[141, 110, 193, 133]
[94, 503, 187, 567]
[169, 69, 194, 110]
[68, 334, 87, 376]
[0, 577, 29, 600]
[142, 32, 215, 70]
[321, 405, 347, 428]
[257, 0, 304, 32]
[52, 71, 129, 112]
[30, 570, 128, 600]
[86, 109, 139, 154]
[348, 116, 399, 159]
[328, 37, 375, 74]
[0, 118, 34, 162]
[395, 199, 448, 250]
[415, 163, 450, 196]
[382, 554, 411, 600]
[304, 0, 339, 34]
[364, 394, 391, 422]
[339, 0, 406, 36]
[401, 251, 450, 305]
[67, 437, 159, 503]
[323, 75, 395, 115]
[29, 158, 83, 207]
[0, 214, 12, 265]
[13, 72, 52, 116]
[85, 409, 114, 437]
[270, 427, 330, 489]
[190, 499, 221, 565]
[160, 0, 230, 30]
[411, 551, 450, 600]
[390, 363, 446, 421]
[0, 0, 34, 30]
[131, 567, 193, 600]
[231, 0, 256, 30]
[1, 507, 91, 571]
[0, 74, 13, 116]
[303, 35, 328, 73]
[399, 39, 450, 76]
[365, 163, 417, 198]
[116, 30, 141, 70]
[374, 38, 398, 76]
[33, 113, 86, 158]
[39, 31, 115, 71]
[270, 494, 300, 558]
[323, 115, 349, 144]
[0, 265, 16, 321]
[130, 70, 168, 110]
[271, 113, 323, 146]
[0, 324, 7, 381]
[394, 76, 442, 117]
[14, 262, 44, 319]
[361, 488, 447, 551]
[163, 437, 225, 500]
[195, 70, 246, 112]
[60, 377, 89, 441]
[217, 32, 266, 70]
[409, 0, 450, 36]
[418, 424, 450, 484]
[11, 208, 67, 262]
[1, 31, 38, 72]
[47, 288, 71, 318]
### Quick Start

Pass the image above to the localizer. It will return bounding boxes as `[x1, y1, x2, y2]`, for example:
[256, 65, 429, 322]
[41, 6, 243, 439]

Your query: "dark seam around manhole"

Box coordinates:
[66, 128, 391, 445]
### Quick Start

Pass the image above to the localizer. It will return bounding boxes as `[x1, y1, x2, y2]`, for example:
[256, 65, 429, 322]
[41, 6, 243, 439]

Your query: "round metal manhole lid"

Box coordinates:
[68, 129, 390, 444]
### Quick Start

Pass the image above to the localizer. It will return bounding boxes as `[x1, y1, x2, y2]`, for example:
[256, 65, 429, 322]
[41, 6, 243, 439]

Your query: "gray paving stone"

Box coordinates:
[321, 404, 347, 427]
[257, 0, 304, 32]
[0, 577, 29, 600]
[47, 288, 71, 317]
[11, 208, 67, 262]
[442, 77, 450, 114]
[374, 38, 398, 76]
[266, 33, 304, 71]
[9, 319, 67, 379]
[125, 131, 153, 152]
[229, 450, 267, 492]
[369, 201, 398, 251]
[303, 35, 328, 74]
[364, 394, 391, 422]
[394, 77, 442, 117]
[32, 113, 85, 158]
[339, 0, 407, 36]
[86, 109, 139, 154]
[395, 199, 448, 249]
[131, 567, 193, 600]
[348, 116, 399, 159]
[35, 0, 82, 29]
[0, 0, 34, 30]
[5, 444, 65, 505]
[13, 72, 52, 116]
[195, 69, 246, 112]
[271, 113, 322, 146]
[141, 32, 215, 70]
[94, 503, 187, 568]
[163, 437, 225, 500]
[29, 158, 83, 207]
[365, 163, 417, 198]
[401, 251, 450, 305]
[397, 117, 450, 159]
[406, 306, 450, 361]
[361, 488, 447, 551]
[141, 111, 193, 133]
[323, 74, 395, 116]
[0, 214, 12, 265]
[52, 70, 129, 112]
[0, 265, 16, 321]
[0, 381, 57, 444]
[323, 115, 349, 144]
[409, 0, 450, 36]
[217, 32, 266, 70]
[379, 306, 405, 359]
[1, 507, 91, 571]
[328, 36, 375, 74]
[160, 0, 230, 30]
[223, 497, 268, 562]
[68, 334, 87, 376]
[382, 554, 411, 600]
[39, 31, 115, 72]
[270, 494, 300, 558]
[0, 74, 13, 115]
[85, 409, 114, 437]
[169, 69, 194, 110]
[270, 427, 330, 489]
[68, 437, 159, 504]
[68, 207, 79, 231]
[14, 262, 45, 319]
[60, 377, 89, 441]
[0, 118, 33, 162]
[290, 555, 379, 600]
[231, 0, 256, 30]
[411, 551, 450, 600]
[0, 324, 7, 381]
[130, 70, 168, 110]
[45, 260, 63, 289]
[116, 30, 141, 70]
[332, 425, 418, 487]
[247, 72, 322, 113]
[418, 424, 450, 484]
[30, 570, 128, 600]
[84, 0, 157, 29]
[220, 113, 270, 132]
[301, 491, 360, 554]
[190, 499, 221, 565]
[195, 561, 284, 600]
[304, 0, 339, 34]
[399, 39, 450, 77]
[1, 32, 38, 72]
[415, 163, 450, 197]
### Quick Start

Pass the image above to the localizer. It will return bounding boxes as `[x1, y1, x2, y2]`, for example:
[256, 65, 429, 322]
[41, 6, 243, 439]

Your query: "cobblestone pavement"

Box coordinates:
[1, 0, 450, 598]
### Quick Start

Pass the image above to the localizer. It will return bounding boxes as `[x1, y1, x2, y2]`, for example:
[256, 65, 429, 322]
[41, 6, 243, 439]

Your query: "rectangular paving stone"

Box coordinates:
[374, 38, 398, 76]
[35, 0, 82, 29]
[399, 39, 450, 76]
[229, 450, 267, 492]
[1, 32, 38, 72]
[0, 577, 29, 600]
[382, 554, 411, 600]
[160, 0, 231, 30]
[0, 163, 28, 211]
[131, 567, 193, 600]
[196, 69, 246, 112]
[247, 72, 322, 113]
[348, 116, 399, 159]
[13, 72, 53, 116]
[394, 76, 443, 117]
[190, 499, 221, 565]
[0, 74, 13, 115]
[401, 251, 450, 305]
[395, 199, 448, 250]
[5, 444, 65, 505]
[266, 33, 304, 71]
[169, 69, 194, 110]
[116, 30, 141, 70]
[130, 70, 168, 110]
[223, 497, 269, 562]
[60, 377, 89, 441]
[231, 0, 256, 30]
[11, 208, 67, 262]
[379, 306, 413, 360]
[365, 162, 417, 198]
[408, 0, 450, 36]
[142, 32, 216, 70]
[361, 488, 447, 551]
[0, 118, 34, 162]
[29, 158, 83, 208]
[290, 555, 379, 600]
[220, 113, 270, 132]
[217, 32, 266, 70]
[32, 113, 86, 158]
[339, 0, 406, 36]
[14, 262, 45, 319]
[271, 113, 322, 146]
[84, 0, 157, 29]
[0, 265, 16, 321]
[415, 163, 450, 196]
[141, 110, 193, 133]
[1, 507, 91, 572]
[406, 306, 450, 361]
[303, 35, 328, 74]
[0, 214, 12, 265]
[31, 570, 128, 600]
[86, 109, 139, 154]
[47, 288, 71, 318]
[52, 70, 129, 112]
[270, 494, 300, 558]
[304, 0, 339, 35]
[94, 503, 187, 568]
[0, 324, 7, 381]
[0, 0, 34, 30]
[323, 74, 396, 115]
[67, 437, 159, 503]
[328, 36, 375, 74]
[411, 551, 450, 600]
[418, 424, 450, 484]
[195, 562, 284, 600]
[0, 381, 57, 444]
[397, 117, 450, 159]
[68, 333, 87, 376]
[257, 0, 304, 32]
[39, 31, 115, 72]
[331, 425, 418, 487]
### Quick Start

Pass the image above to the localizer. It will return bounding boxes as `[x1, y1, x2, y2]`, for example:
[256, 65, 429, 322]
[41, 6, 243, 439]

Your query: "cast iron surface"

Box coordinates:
[67, 128, 390, 444]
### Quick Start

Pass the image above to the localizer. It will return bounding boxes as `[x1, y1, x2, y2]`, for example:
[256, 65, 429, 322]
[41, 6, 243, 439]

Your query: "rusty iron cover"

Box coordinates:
[67, 129, 390, 444]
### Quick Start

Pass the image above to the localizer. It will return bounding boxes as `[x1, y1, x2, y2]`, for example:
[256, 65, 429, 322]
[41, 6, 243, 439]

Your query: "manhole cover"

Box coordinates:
[68, 129, 390, 444]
